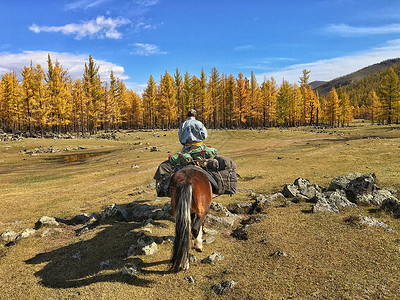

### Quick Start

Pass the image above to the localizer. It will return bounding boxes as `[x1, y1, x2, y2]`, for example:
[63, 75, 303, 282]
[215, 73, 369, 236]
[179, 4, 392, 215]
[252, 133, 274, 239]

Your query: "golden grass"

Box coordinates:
[1, 123, 400, 299]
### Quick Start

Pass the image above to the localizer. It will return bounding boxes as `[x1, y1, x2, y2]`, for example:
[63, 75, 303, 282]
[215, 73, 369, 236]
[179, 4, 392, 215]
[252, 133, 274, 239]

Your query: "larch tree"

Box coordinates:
[174, 68, 184, 124]
[235, 72, 249, 127]
[367, 90, 381, 124]
[261, 77, 278, 127]
[142, 75, 157, 128]
[158, 71, 177, 128]
[379, 67, 400, 124]
[276, 79, 292, 126]
[325, 88, 340, 126]
[83, 55, 102, 133]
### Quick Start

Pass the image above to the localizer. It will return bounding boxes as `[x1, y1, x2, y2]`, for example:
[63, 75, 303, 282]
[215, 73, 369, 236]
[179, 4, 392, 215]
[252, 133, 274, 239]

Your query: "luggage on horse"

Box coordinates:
[154, 149, 238, 197]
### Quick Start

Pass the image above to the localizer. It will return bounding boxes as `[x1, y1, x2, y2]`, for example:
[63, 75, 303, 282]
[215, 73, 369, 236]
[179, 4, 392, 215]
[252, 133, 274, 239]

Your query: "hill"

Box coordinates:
[314, 58, 400, 95]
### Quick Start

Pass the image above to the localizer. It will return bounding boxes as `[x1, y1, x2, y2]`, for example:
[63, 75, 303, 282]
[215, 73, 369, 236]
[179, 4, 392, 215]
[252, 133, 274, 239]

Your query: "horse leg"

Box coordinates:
[192, 213, 206, 252]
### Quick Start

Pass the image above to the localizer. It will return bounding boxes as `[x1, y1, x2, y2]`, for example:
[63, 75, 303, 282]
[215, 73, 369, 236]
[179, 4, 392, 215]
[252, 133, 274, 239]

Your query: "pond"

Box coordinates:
[62, 152, 109, 163]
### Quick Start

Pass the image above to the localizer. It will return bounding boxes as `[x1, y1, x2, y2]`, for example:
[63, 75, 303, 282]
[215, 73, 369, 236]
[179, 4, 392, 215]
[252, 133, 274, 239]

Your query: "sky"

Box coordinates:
[1, 0, 400, 93]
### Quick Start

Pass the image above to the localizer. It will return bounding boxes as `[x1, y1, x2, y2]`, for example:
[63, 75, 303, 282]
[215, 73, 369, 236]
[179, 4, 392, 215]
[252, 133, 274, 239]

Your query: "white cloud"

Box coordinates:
[325, 23, 400, 35]
[131, 43, 167, 56]
[29, 16, 130, 39]
[234, 45, 255, 51]
[255, 39, 400, 84]
[0, 50, 129, 81]
[64, 0, 110, 10]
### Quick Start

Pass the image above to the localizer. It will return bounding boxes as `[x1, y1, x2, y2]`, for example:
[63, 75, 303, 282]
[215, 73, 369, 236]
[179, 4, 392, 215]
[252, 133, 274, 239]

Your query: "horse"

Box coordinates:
[168, 166, 213, 272]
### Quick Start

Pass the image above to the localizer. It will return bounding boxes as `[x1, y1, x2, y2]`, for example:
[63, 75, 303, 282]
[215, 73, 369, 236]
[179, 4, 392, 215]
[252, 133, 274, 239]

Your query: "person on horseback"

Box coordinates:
[179, 109, 207, 153]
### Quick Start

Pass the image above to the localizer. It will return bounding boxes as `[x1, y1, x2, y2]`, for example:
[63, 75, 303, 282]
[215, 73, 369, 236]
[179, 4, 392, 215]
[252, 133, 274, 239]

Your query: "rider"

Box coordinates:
[179, 109, 208, 153]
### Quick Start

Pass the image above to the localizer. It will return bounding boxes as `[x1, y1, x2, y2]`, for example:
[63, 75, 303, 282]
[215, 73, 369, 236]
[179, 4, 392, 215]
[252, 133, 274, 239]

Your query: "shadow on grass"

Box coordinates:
[25, 219, 174, 288]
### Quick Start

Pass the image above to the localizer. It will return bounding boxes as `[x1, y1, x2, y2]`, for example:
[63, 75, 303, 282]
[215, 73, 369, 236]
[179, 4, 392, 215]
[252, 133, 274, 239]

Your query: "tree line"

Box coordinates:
[0, 54, 399, 134]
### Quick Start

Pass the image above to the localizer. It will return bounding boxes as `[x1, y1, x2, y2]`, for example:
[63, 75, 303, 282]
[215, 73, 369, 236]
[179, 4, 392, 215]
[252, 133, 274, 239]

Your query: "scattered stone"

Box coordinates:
[100, 204, 129, 222]
[204, 236, 216, 244]
[71, 251, 83, 260]
[41, 228, 63, 237]
[0, 229, 18, 242]
[201, 251, 224, 264]
[203, 228, 218, 236]
[127, 236, 158, 256]
[328, 173, 377, 201]
[359, 216, 394, 232]
[188, 253, 197, 263]
[212, 280, 237, 295]
[100, 260, 111, 269]
[271, 251, 288, 257]
[68, 214, 90, 225]
[17, 228, 36, 239]
[260, 237, 269, 244]
[184, 276, 195, 284]
[163, 236, 175, 243]
[381, 198, 400, 218]
[128, 202, 171, 221]
[131, 164, 139, 169]
[150, 146, 160, 152]
[371, 190, 398, 206]
[35, 216, 59, 229]
[147, 183, 156, 189]
[121, 265, 138, 278]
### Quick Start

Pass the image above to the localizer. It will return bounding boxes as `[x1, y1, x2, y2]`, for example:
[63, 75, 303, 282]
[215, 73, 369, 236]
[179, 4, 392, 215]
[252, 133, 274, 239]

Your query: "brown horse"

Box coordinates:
[169, 166, 213, 272]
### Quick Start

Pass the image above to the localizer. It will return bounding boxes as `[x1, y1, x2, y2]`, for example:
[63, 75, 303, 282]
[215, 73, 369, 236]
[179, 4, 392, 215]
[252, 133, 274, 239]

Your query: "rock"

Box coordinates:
[312, 189, 356, 213]
[201, 251, 224, 264]
[69, 213, 90, 225]
[359, 216, 394, 232]
[35, 216, 59, 229]
[146, 183, 156, 189]
[371, 190, 398, 206]
[206, 215, 239, 227]
[137, 235, 154, 247]
[188, 253, 197, 263]
[204, 236, 216, 244]
[212, 280, 237, 295]
[356, 194, 374, 206]
[41, 228, 63, 237]
[131, 164, 139, 169]
[121, 265, 138, 278]
[329, 173, 363, 191]
[381, 198, 400, 218]
[127, 236, 158, 256]
[203, 228, 218, 236]
[259, 237, 269, 244]
[313, 197, 340, 213]
[100, 204, 129, 222]
[0, 229, 18, 242]
[128, 202, 171, 221]
[17, 228, 36, 239]
[282, 184, 299, 198]
[227, 202, 253, 214]
[328, 173, 377, 201]
[71, 251, 83, 260]
[184, 276, 195, 284]
[327, 190, 357, 209]
[271, 251, 288, 257]
[100, 260, 111, 269]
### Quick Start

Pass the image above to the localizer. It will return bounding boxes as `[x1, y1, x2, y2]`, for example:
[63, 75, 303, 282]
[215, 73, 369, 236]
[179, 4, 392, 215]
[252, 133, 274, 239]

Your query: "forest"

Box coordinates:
[1, 55, 400, 134]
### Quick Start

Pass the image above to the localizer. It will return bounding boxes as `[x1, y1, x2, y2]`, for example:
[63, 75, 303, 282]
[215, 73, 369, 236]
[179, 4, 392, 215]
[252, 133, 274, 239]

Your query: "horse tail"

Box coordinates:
[171, 181, 192, 271]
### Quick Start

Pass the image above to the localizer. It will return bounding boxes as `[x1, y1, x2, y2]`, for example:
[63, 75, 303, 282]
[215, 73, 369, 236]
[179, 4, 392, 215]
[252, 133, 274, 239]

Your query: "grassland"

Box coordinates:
[1, 120, 400, 299]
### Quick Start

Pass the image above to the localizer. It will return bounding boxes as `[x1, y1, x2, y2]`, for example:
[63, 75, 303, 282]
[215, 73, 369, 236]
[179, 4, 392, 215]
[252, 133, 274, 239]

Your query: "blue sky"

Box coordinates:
[1, 0, 400, 93]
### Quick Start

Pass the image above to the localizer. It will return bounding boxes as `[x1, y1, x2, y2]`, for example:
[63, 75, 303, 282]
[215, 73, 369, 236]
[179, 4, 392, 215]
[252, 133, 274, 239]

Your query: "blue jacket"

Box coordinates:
[179, 117, 208, 147]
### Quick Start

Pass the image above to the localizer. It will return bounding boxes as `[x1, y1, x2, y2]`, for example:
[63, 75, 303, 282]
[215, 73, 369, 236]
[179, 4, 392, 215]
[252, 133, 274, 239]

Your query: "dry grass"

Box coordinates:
[1, 123, 400, 299]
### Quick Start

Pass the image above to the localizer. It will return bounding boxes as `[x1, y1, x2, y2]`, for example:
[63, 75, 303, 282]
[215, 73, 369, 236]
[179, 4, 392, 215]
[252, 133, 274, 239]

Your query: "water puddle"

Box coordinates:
[62, 152, 109, 163]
